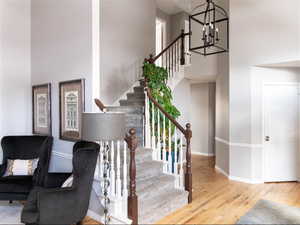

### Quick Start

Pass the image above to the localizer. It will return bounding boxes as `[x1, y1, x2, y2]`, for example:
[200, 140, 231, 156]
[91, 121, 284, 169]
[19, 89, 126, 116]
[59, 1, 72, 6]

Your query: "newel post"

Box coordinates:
[180, 29, 186, 65]
[125, 128, 138, 225]
[148, 54, 155, 64]
[185, 123, 192, 203]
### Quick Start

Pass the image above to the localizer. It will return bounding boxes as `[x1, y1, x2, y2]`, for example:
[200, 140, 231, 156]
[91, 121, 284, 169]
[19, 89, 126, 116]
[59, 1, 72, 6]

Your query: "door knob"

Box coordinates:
[265, 136, 270, 141]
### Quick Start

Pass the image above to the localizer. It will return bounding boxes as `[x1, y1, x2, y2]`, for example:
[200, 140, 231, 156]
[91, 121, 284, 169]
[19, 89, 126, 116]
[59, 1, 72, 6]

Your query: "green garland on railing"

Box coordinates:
[143, 62, 181, 119]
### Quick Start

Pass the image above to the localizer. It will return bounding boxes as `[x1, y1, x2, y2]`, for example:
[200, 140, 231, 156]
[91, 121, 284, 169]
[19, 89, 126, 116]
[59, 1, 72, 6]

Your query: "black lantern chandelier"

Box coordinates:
[189, 0, 229, 56]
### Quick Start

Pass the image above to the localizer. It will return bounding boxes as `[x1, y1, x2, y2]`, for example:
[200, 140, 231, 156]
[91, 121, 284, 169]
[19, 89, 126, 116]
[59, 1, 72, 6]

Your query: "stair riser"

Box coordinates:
[133, 86, 144, 93]
[137, 176, 175, 199]
[127, 96, 145, 102]
[136, 162, 163, 181]
[120, 101, 145, 107]
[106, 106, 143, 114]
[127, 93, 145, 99]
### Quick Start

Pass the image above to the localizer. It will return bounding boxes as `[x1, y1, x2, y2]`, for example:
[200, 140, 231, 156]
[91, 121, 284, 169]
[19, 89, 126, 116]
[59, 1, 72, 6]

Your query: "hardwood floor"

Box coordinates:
[84, 155, 300, 224]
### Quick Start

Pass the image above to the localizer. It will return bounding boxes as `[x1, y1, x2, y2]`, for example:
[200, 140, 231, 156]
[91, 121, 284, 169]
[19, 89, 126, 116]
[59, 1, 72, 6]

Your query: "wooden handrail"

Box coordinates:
[94, 99, 106, 112]
[145, 87, 186, 135]
[152, 35, 181, 62]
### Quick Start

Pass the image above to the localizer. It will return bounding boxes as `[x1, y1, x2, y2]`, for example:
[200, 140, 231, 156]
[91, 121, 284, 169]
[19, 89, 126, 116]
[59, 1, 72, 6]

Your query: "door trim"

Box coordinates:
[262, 82, 300, 182]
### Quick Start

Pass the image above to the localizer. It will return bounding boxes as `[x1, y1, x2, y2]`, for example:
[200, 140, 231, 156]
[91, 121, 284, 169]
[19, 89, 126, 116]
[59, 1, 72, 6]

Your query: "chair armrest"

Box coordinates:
[37, 188, 83, 224]
[0, 164, 6, 177]
[43, 173, 72, 188]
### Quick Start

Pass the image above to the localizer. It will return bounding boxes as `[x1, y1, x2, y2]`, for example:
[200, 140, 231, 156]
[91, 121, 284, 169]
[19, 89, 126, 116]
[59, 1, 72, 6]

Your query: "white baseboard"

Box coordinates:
[215, 165, 229, 177]
[192, 152, 215, 157]
[214, 165, 263, 184]
[229, 175, 263, 184]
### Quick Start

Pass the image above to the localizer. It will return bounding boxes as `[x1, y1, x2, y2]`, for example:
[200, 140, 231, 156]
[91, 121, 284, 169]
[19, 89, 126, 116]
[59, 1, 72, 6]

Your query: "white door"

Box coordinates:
[264, 84, 299, 182]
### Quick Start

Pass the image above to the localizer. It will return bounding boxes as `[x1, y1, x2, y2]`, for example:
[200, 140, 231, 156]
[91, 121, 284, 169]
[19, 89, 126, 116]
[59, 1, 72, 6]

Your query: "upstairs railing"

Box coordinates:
[148, 29, 190, 81]
[143, 29, 193, 203]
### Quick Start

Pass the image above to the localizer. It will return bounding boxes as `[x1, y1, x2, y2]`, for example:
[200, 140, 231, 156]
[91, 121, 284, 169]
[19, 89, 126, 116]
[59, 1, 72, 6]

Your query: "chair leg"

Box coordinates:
[9, 200, 13, 204]
[76, 221, 83, 225]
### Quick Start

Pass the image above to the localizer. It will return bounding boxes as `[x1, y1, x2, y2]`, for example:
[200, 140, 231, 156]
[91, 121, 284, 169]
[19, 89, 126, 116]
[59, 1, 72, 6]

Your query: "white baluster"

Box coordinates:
[116, 141, 122, 198]
[162, 115, 167, 172]
[151, 102, 156, 160]
[144, 93, 150, 148]
[179, 133, 184, 189]
[123, 141, 128, 197]
[174, 130, 179, 188]
[110, 140, 116, 196]
[99, 142, 103, 180]
[148, 98, 152, 148]
[168, 120, 172, 174]
[157, 110, 161, 161]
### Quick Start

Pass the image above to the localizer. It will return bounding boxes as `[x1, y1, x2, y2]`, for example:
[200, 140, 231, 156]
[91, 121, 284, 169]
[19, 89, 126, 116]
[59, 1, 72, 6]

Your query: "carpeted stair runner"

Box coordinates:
[108, 83, 188, 224]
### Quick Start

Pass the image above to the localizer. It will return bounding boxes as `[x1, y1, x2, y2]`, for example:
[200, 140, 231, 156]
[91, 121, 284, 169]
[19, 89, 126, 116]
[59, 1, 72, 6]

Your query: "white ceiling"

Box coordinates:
[155, 0, 183, 15]
[155, 0, 207, 15]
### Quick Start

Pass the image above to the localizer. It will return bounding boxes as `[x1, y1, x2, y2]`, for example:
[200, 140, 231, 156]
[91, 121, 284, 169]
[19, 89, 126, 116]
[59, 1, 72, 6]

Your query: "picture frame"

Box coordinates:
[59, 79, 85, 142]
[32, 83, 52, 135]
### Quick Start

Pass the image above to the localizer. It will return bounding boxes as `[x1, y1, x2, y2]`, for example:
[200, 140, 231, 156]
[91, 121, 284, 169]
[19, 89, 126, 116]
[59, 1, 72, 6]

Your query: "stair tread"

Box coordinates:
[120, 99, 144, 103]
[106, 106, 143, 114]
[139, 188, 189, 224]
[127, 92, 145, 97]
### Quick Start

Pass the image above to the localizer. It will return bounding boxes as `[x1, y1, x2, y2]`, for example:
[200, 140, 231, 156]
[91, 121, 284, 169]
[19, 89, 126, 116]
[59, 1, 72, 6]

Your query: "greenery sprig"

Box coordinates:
[143, 62, 180, 119]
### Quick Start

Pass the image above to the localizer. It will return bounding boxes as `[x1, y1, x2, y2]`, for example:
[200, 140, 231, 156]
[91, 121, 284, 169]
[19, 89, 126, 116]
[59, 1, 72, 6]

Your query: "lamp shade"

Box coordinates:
[82, 112, 126, 141]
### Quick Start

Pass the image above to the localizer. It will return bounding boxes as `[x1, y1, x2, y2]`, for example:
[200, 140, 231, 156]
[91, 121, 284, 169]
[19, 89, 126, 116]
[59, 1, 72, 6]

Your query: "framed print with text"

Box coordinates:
[59, 79, 85, 142]
[32, 83, 52, 135]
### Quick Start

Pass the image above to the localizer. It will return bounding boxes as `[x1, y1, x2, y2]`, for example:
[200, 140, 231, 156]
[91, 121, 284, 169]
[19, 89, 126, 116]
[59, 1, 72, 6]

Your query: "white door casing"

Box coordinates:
[263, 83, 299, 182]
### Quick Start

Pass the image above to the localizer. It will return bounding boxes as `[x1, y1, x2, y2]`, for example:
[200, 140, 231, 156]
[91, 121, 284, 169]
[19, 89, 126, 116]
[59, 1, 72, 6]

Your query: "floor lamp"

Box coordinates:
[82, 112, 126, 225]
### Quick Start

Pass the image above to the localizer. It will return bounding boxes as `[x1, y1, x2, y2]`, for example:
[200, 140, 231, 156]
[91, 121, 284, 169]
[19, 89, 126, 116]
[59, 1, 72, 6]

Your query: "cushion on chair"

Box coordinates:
[4, 159, 39, 176]
[0, 176, 33, 193]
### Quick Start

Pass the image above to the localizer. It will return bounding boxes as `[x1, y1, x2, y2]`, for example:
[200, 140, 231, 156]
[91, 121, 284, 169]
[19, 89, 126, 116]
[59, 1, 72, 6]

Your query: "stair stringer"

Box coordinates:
[112, 80, 140, 106]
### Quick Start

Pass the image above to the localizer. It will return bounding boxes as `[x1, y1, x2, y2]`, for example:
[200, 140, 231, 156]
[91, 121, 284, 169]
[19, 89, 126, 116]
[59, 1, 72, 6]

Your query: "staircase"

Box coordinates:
[106, 81, 189, 224]
[94, 30, 192, 224]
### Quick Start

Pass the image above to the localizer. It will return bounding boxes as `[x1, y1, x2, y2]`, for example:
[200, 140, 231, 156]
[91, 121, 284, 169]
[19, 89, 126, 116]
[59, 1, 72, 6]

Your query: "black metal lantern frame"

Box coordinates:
[189, 0, 229, 56]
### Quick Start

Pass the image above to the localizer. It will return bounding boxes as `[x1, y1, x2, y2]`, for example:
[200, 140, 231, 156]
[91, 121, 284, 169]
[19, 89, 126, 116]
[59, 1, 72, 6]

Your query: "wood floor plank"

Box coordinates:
[84, 155, 300, 224]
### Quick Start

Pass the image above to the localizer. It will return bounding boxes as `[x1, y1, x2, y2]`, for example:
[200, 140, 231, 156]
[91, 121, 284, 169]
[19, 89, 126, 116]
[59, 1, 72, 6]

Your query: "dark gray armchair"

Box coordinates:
[0, 136, 53, 201]
[21, 141, 100, 225]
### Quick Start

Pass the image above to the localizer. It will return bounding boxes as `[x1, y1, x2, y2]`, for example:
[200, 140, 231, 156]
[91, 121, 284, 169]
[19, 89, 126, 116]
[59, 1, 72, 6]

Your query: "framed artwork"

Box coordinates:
[32, 83, 52, 135]
[59, 79, 85, 142]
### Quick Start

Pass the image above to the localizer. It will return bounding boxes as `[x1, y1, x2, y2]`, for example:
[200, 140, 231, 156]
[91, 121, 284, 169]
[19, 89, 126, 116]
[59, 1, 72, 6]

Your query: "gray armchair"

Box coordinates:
[21, 141, 100, 225]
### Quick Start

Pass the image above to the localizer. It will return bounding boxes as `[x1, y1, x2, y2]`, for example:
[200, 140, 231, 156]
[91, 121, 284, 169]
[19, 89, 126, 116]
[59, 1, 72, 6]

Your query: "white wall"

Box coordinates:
[0, 0, 32, 162]
[173, 79, 191, 126]
[157, 8, 172, 45]
[100, 0, 156, 105]
[215, 0, 230, 175]
[190, 83, 215, 156]
[31, 0, 93, 172]
[228, 0, 300, 181]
